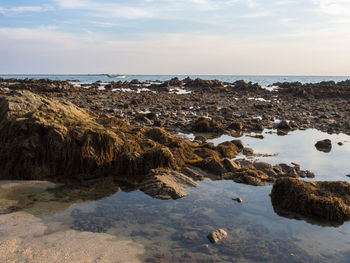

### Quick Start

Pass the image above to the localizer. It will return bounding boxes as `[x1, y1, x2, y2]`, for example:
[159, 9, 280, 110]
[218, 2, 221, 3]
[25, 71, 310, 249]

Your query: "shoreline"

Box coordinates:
[0, 76, 350, 262]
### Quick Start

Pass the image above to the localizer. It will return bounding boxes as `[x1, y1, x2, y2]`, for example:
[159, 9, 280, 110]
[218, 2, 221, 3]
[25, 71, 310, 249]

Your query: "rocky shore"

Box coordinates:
[1, 77, 350, 224]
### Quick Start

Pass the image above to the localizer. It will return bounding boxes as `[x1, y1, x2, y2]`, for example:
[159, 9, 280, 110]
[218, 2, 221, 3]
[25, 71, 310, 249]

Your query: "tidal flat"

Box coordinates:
[0, 77, 349, 262]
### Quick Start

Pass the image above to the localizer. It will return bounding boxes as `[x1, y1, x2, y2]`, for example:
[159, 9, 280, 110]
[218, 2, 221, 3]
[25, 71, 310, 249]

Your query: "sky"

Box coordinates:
[0, 0, 349, 75]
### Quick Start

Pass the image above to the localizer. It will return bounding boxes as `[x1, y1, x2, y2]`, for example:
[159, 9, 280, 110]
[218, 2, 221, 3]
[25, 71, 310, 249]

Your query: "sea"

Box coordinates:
[1, 74, 350, 86]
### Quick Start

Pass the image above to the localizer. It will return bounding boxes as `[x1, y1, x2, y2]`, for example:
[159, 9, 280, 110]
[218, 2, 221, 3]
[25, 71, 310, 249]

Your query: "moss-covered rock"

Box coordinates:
[191, 117, 224, 133]
[0, 91, 237, 190]
[270, 178, 350, 223]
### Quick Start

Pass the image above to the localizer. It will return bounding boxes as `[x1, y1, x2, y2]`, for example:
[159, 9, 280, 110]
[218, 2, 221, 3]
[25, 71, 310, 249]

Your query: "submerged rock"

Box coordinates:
[139, 169, 198, 200]
[315, 139, 332, 153]
[271, 178, 350, 223]
[207, 229, 227, 243]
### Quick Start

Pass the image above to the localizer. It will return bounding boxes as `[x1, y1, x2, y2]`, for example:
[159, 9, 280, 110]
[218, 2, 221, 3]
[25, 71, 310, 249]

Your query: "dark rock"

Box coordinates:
[277, 120, 291, 130]
[194, 135, 206, 143]
[232, 197, 243, 203]
[227, 121, 244, 131]
[231, 140, 244, 152]
[315, 139, 332, 152]
[191, 117, 224, 133]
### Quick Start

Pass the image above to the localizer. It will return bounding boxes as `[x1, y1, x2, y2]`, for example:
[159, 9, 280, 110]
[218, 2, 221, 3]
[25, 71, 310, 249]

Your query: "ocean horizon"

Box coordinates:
[1, 74, 350, 86]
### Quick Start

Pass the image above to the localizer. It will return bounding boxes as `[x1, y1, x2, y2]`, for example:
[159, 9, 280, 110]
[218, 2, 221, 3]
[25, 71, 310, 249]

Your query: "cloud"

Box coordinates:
[54, 0, 154, 19]
[1, 25, 350, 75]
[312, 0, 350, 16]
[0, 5, 49, 16]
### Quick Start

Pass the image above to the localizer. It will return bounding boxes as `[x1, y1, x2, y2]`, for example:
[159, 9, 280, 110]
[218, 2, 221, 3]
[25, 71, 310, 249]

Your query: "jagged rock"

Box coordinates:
[315, 139, 332, 153]
[216, 141, 238, 158]
[195, 157, 226, 175]
[271, 178, 350, 223]
[227, 121, 244, 131]
[139, 169, 198, 200]
[228, 168, 272, 186]
[230, 140, 244, 152]
[181, 166, 204, 181]
[222, 158, 240, 172]
[191, 117, 224, 133]
[207, 229, 227, 243]
[0, 91, 235, 187]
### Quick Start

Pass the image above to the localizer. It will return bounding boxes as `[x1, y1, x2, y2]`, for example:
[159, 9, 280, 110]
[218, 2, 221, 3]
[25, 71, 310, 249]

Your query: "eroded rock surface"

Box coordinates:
[271, 178, 350, 223]
[139, 169, 198, 200]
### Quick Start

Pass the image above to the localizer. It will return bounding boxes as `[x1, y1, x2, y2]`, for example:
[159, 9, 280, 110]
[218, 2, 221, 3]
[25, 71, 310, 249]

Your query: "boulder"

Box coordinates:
[271, 178, 350, 223]
[315, 139, 332, 153]
[0, 91, 231, 186]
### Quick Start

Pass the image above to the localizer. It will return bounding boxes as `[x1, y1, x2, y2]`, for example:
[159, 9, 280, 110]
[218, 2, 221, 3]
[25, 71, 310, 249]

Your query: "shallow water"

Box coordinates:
[207, 129, 350, 182]
[1, 129, 350, 262]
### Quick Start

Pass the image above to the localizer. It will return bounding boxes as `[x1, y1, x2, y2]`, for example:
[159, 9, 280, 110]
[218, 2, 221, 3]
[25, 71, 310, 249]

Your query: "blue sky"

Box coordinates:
[0, 0, 349, 75]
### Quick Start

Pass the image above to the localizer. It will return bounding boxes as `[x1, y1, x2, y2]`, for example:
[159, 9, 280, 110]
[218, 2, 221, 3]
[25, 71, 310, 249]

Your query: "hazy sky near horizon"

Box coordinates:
[0, 0, 349, 75]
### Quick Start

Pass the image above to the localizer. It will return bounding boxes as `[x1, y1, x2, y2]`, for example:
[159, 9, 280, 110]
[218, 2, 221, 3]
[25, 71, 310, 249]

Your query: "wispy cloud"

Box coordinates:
[0, 5, 50, 16]
[54, 0, 154, 19]
[312, 0, 350, 16]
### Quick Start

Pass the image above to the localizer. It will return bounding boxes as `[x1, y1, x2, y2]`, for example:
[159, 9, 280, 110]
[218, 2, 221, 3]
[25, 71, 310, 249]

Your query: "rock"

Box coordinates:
[195, 157, 226, 175]
[277, 120, 291, 130]
[271, 178, 350, 223]
[0, 90, 235, 188]
[191, 117, 224, 133]
[253, 162, 277, 177]
[222, 158, 240, 172]
[232, 197, 243, 203]
[243, 147, 254, 156]
[230, 140, 244, 152]
[228, 168, 272, 186]
[227, 121, 244, 131]
[338, 142, 343, 146]
[207, 229, 227, 243]
[194, 135, 206, 143]
[139, 169, 198, 200]
[181, 166, 204, 180]
[315, 139, 332, 152]
[216, 141, 238, 158]
[247, 134, 264, 139]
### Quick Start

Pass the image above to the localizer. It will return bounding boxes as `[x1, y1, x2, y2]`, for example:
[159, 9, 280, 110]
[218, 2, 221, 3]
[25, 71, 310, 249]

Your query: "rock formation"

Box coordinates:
[270, 177, 350, 223]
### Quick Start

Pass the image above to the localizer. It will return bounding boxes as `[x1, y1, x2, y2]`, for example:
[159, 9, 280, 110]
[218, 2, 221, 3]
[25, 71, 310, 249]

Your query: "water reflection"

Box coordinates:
[207, 129, 350, 182]
[0, 129, 350, 262]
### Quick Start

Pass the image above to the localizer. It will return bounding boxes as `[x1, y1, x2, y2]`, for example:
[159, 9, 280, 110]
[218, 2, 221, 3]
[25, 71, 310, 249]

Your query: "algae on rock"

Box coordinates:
[271, 177, 350, 224]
